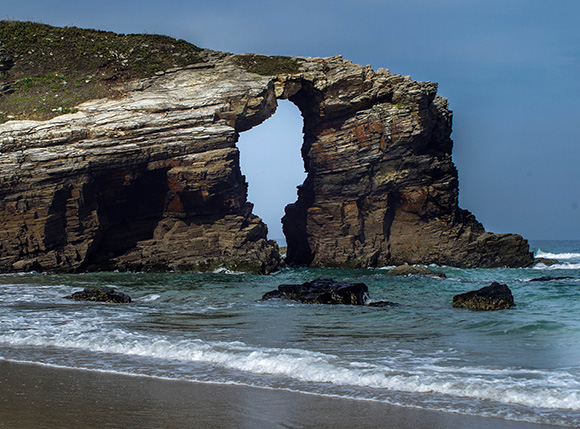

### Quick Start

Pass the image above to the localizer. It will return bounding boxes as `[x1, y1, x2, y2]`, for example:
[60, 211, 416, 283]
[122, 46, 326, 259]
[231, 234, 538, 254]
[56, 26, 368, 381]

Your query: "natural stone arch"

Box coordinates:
[0, 50, 532, 274]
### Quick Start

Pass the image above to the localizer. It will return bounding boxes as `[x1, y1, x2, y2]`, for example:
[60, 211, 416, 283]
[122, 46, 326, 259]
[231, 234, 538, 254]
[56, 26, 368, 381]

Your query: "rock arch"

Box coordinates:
[0, 53, 532, 273]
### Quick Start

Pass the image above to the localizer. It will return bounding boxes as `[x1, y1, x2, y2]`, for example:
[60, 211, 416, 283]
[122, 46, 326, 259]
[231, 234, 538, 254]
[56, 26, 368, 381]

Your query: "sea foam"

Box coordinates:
[1, 324, 579, 413]
[536, 250, 580, 260]
[533, 262, 580, 270]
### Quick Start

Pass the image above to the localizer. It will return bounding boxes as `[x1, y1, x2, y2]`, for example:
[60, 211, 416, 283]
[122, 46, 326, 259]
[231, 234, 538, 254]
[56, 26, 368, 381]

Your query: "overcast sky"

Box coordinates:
[2, 0, 579, 240]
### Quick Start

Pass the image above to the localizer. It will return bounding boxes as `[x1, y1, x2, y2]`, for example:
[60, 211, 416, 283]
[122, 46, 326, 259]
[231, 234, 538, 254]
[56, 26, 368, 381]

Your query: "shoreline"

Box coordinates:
[0, 359, 559, 429]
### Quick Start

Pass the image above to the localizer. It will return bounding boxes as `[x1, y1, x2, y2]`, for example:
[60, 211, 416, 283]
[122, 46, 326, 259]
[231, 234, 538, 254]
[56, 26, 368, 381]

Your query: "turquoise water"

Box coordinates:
[0, 240, 579, 426]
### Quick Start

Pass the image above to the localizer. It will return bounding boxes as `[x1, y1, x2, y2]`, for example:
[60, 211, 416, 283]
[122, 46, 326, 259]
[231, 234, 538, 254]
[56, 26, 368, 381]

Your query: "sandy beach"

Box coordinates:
[0, 359, 558, 429]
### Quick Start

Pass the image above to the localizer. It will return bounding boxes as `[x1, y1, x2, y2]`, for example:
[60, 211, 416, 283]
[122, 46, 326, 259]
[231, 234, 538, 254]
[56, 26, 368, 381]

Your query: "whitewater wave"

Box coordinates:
[1, 323, 579, 413]
[535, 250, 580, 260]
[212, 267, 245, 275]
[138, 294, 161, 302]
[533, 262, 580, 270]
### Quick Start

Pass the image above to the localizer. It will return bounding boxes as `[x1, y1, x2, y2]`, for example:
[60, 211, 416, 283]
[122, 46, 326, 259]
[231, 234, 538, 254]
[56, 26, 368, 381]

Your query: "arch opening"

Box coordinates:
[237, 99, 306, 246]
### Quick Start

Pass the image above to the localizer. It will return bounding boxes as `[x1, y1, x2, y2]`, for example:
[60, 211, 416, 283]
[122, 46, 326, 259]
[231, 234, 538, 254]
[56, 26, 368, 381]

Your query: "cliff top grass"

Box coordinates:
[0, 20, 203, 123]
[233, 54, 301, 76]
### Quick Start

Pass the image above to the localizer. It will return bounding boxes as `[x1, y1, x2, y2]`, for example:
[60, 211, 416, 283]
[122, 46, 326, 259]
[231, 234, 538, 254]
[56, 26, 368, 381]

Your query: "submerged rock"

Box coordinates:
[262, 278, 369, 305]
[452, 282, 514, 310]
[529, 276, 574, 282]
[386, 265, 446, 278]
[366, 300, 401, 308]
[65, 287, 132, 303]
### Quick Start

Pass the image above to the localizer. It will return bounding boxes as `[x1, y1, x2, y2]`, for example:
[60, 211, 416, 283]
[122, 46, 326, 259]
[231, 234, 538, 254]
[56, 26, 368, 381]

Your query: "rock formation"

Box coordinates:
[0, 22, 533, 273]
[279, 61, 532, 268]
[452, 282, 515, 310]
[262, 278, 369, 305]
[65, 287, 132, 303]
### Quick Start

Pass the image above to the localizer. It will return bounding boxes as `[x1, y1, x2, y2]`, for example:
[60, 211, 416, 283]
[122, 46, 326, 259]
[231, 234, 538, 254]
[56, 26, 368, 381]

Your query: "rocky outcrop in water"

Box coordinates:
[262, 278, 369, 305]
[64, 287, 132, 303]
[262, 277, 402, 307]
[452, 282, 515, 310]
[0, 22, 533, 273]
[529, 258, 559, 267]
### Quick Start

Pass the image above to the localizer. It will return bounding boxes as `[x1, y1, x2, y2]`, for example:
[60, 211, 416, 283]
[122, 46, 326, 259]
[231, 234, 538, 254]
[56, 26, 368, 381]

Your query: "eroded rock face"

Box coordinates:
[0, 33, 533, 273]
[278, 59, 532, 268]
[0, 57, 280, 273]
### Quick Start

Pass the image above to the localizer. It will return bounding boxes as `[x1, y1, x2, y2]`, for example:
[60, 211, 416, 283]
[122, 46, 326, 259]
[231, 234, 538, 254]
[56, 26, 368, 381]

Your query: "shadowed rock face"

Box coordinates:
[278, 61, 532, 268]
[0, 25, 533, 273]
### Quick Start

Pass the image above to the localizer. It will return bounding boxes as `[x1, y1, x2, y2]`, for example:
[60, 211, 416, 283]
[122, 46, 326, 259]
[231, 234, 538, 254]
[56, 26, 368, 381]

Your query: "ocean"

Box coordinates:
[0, 240, 579, 427]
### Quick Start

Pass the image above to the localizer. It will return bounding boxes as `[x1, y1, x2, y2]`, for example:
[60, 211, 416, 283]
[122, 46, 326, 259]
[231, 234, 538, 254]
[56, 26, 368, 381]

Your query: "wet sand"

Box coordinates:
[0, 359, 557, 428]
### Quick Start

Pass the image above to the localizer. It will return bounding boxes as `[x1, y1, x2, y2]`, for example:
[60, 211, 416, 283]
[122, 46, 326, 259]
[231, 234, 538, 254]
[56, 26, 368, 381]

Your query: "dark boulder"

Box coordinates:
[452, 282, 514, 310]
[65, 287, 132, 303]
[262, 278, 369, 305]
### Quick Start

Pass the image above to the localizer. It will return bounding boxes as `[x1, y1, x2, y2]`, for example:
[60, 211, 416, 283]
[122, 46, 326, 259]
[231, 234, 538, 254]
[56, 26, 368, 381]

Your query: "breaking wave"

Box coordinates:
[1, 322, 579, 417]
[535, 250, 580, 260]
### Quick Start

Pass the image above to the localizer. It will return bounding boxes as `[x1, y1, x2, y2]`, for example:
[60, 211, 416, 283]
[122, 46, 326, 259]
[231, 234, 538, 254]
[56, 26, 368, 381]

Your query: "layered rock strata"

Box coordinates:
[278, 59, 532, 268]
[0, 55, 280, 273]
[0, 27, 533, 272]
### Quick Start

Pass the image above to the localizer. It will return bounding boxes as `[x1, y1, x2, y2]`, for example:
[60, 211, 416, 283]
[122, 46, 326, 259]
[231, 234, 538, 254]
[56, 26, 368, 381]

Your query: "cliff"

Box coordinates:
[0, 21, 533, 273]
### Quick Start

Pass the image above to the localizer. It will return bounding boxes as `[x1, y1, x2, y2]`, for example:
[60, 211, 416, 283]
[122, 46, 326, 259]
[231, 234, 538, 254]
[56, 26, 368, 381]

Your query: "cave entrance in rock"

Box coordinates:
[237, 99, 305, 246]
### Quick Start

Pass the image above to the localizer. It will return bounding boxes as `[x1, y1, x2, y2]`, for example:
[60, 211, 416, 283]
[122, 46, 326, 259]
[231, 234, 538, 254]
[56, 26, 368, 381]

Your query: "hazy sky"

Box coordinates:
[2, 0, 579, 240]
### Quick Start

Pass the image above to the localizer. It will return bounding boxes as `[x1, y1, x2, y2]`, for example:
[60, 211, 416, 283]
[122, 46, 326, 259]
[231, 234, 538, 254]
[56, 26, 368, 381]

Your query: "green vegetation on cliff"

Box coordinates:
[233, 54, 301, 76]
[0, 20, 203, 123]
